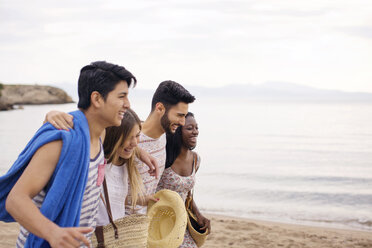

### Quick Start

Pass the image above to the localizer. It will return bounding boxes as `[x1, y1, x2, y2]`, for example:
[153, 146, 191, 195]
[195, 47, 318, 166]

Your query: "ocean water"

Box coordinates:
[0, 98, 371, 231]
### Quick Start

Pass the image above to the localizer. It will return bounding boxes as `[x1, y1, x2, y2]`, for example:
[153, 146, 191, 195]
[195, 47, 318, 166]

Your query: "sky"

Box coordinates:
[1, 0, 372, 93]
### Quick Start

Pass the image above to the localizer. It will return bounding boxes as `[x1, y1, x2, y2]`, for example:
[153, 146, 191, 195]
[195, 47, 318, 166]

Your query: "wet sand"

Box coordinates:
[203, 215, 372, 248]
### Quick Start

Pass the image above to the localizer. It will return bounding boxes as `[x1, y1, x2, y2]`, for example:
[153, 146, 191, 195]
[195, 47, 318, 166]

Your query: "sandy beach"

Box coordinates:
[1, 214, 371, 248]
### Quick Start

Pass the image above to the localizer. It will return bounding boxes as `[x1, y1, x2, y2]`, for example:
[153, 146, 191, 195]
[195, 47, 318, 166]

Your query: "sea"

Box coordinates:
[0, 97, 371, 232]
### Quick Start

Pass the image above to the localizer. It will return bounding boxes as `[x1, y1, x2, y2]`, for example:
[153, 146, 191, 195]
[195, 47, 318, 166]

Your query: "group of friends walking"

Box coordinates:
[0, 61, 211, 247]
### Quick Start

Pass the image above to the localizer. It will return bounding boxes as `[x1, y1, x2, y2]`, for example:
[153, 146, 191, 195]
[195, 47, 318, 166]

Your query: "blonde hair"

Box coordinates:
[103, 108, 144, 209]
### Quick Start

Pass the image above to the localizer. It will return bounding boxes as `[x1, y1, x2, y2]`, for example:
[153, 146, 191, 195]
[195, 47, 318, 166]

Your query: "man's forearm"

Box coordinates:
[6, 193, 59, 242]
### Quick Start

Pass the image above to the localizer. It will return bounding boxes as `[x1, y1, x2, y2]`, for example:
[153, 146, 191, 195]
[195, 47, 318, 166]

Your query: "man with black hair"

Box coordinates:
[131, 80, 195, 213]
[0, 61, 139, 247]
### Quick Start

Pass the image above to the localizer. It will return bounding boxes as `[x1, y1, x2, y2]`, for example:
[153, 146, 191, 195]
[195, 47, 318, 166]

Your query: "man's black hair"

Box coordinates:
[151, 80, 195, 111]
[78, 61, 136, 110]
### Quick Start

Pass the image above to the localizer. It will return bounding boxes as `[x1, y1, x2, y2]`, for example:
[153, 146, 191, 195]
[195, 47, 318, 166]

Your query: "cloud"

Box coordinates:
[339, 26, 372, 39]
[0, 0, 372, 92]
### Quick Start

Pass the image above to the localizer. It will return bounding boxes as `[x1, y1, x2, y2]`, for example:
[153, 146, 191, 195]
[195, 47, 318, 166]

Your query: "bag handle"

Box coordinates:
[100, 178, 119, 239]
[94, 226, 105, 248]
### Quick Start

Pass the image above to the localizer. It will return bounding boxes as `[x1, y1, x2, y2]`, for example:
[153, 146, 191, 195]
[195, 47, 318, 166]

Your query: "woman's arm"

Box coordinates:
[191, 198, 211, 233]
[125, 194, 159, 206]
[191, 153, 210, 232]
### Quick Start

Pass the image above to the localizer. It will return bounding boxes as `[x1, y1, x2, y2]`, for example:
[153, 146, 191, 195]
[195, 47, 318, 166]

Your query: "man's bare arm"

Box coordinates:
[6, 140, 92, 247]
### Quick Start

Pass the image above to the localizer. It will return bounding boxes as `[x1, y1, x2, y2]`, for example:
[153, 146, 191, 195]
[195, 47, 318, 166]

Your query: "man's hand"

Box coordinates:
[48, 226, 93, 248]
[44, 110, 74, 131]
[137, 147, 159, 178]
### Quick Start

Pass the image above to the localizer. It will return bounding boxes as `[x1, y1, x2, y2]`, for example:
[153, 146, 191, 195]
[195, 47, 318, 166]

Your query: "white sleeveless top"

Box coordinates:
[96, 163, 129, 226]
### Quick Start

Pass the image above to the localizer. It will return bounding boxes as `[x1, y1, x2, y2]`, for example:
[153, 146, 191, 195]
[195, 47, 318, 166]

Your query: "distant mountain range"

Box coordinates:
[55, 81, 372, 102]
[185, 82, 372, 102]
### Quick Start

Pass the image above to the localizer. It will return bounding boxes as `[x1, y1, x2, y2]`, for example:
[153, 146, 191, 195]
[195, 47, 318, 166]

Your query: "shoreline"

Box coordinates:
[204, 211, 372, 232]
[1, 214, 371, 248]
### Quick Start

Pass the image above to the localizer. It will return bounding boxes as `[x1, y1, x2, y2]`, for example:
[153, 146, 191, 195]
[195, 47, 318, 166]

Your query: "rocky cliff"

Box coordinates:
[0, 84, 74, 110]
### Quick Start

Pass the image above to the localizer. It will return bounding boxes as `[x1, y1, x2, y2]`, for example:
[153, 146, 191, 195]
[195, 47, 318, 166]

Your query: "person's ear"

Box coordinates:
[91, 91, 103, 108]
[155, 102, 165, 115]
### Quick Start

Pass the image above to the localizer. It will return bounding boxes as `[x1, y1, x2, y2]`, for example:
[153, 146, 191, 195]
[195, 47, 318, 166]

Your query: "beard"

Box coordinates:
[160, 111, 173, 134]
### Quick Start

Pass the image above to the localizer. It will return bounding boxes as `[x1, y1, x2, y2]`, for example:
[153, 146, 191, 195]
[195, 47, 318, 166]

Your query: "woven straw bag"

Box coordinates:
[91, 179, 149, 248]
[185, 192, 208, 247]
[185, 153, 208, 247]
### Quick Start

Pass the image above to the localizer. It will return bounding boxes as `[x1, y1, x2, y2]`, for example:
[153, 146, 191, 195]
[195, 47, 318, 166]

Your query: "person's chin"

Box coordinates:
[121, 153, 132, 159]
[165, 126, 175, 134]
[170, 126, 178, 133]
[188, 141, 197, 148]
[114, 120, 121, 126]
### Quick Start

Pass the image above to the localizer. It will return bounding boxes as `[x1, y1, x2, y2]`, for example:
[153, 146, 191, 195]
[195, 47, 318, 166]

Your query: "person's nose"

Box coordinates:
[124, 98, 130, 110]
[179, 117, 186, 126]
[193, 128, 199, 136]
[131, 136, 138, 147]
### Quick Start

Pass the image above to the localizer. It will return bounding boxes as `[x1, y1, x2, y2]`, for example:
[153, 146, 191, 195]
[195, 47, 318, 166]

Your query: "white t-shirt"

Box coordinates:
[96, 163, 128, 226]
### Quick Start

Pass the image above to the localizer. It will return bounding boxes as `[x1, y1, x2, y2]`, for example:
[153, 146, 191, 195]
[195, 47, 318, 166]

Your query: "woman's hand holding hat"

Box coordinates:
[145, 195, 159, 205]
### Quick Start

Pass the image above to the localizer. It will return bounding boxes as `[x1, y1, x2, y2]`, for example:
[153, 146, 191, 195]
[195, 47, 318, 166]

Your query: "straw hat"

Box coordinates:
[147, 189, 187, 248]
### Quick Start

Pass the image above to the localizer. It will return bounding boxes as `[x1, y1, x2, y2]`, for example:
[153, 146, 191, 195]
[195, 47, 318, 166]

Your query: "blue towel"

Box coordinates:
[0, 110, 91, 247]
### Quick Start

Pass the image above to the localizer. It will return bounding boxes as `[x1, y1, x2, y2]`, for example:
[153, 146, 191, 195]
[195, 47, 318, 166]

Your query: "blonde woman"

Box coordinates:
[96, 108, 157, 226]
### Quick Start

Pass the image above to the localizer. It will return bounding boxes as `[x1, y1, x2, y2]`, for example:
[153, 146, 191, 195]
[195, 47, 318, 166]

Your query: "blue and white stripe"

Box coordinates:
[16, 144, 103, 247]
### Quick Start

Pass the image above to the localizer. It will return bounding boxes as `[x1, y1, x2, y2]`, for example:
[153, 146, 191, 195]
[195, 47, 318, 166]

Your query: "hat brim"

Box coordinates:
[147, 189, 187, 248]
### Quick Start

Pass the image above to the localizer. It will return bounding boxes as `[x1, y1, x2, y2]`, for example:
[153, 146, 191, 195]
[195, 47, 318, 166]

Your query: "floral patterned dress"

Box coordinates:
[156, 152, 200, 248]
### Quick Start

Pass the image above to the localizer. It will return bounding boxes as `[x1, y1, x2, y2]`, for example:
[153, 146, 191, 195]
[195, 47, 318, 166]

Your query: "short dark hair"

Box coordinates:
[165, 112, 195, 168]
[77, 61, 137, 110]
[151, 80, 195, 111]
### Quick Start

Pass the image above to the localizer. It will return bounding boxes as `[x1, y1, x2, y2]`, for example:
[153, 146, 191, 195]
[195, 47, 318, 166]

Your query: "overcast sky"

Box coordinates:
[1, 0, 372, 92]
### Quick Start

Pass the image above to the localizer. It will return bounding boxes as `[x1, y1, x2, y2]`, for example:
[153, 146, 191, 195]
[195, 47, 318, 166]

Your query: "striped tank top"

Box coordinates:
[16, 143, 104, 247]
